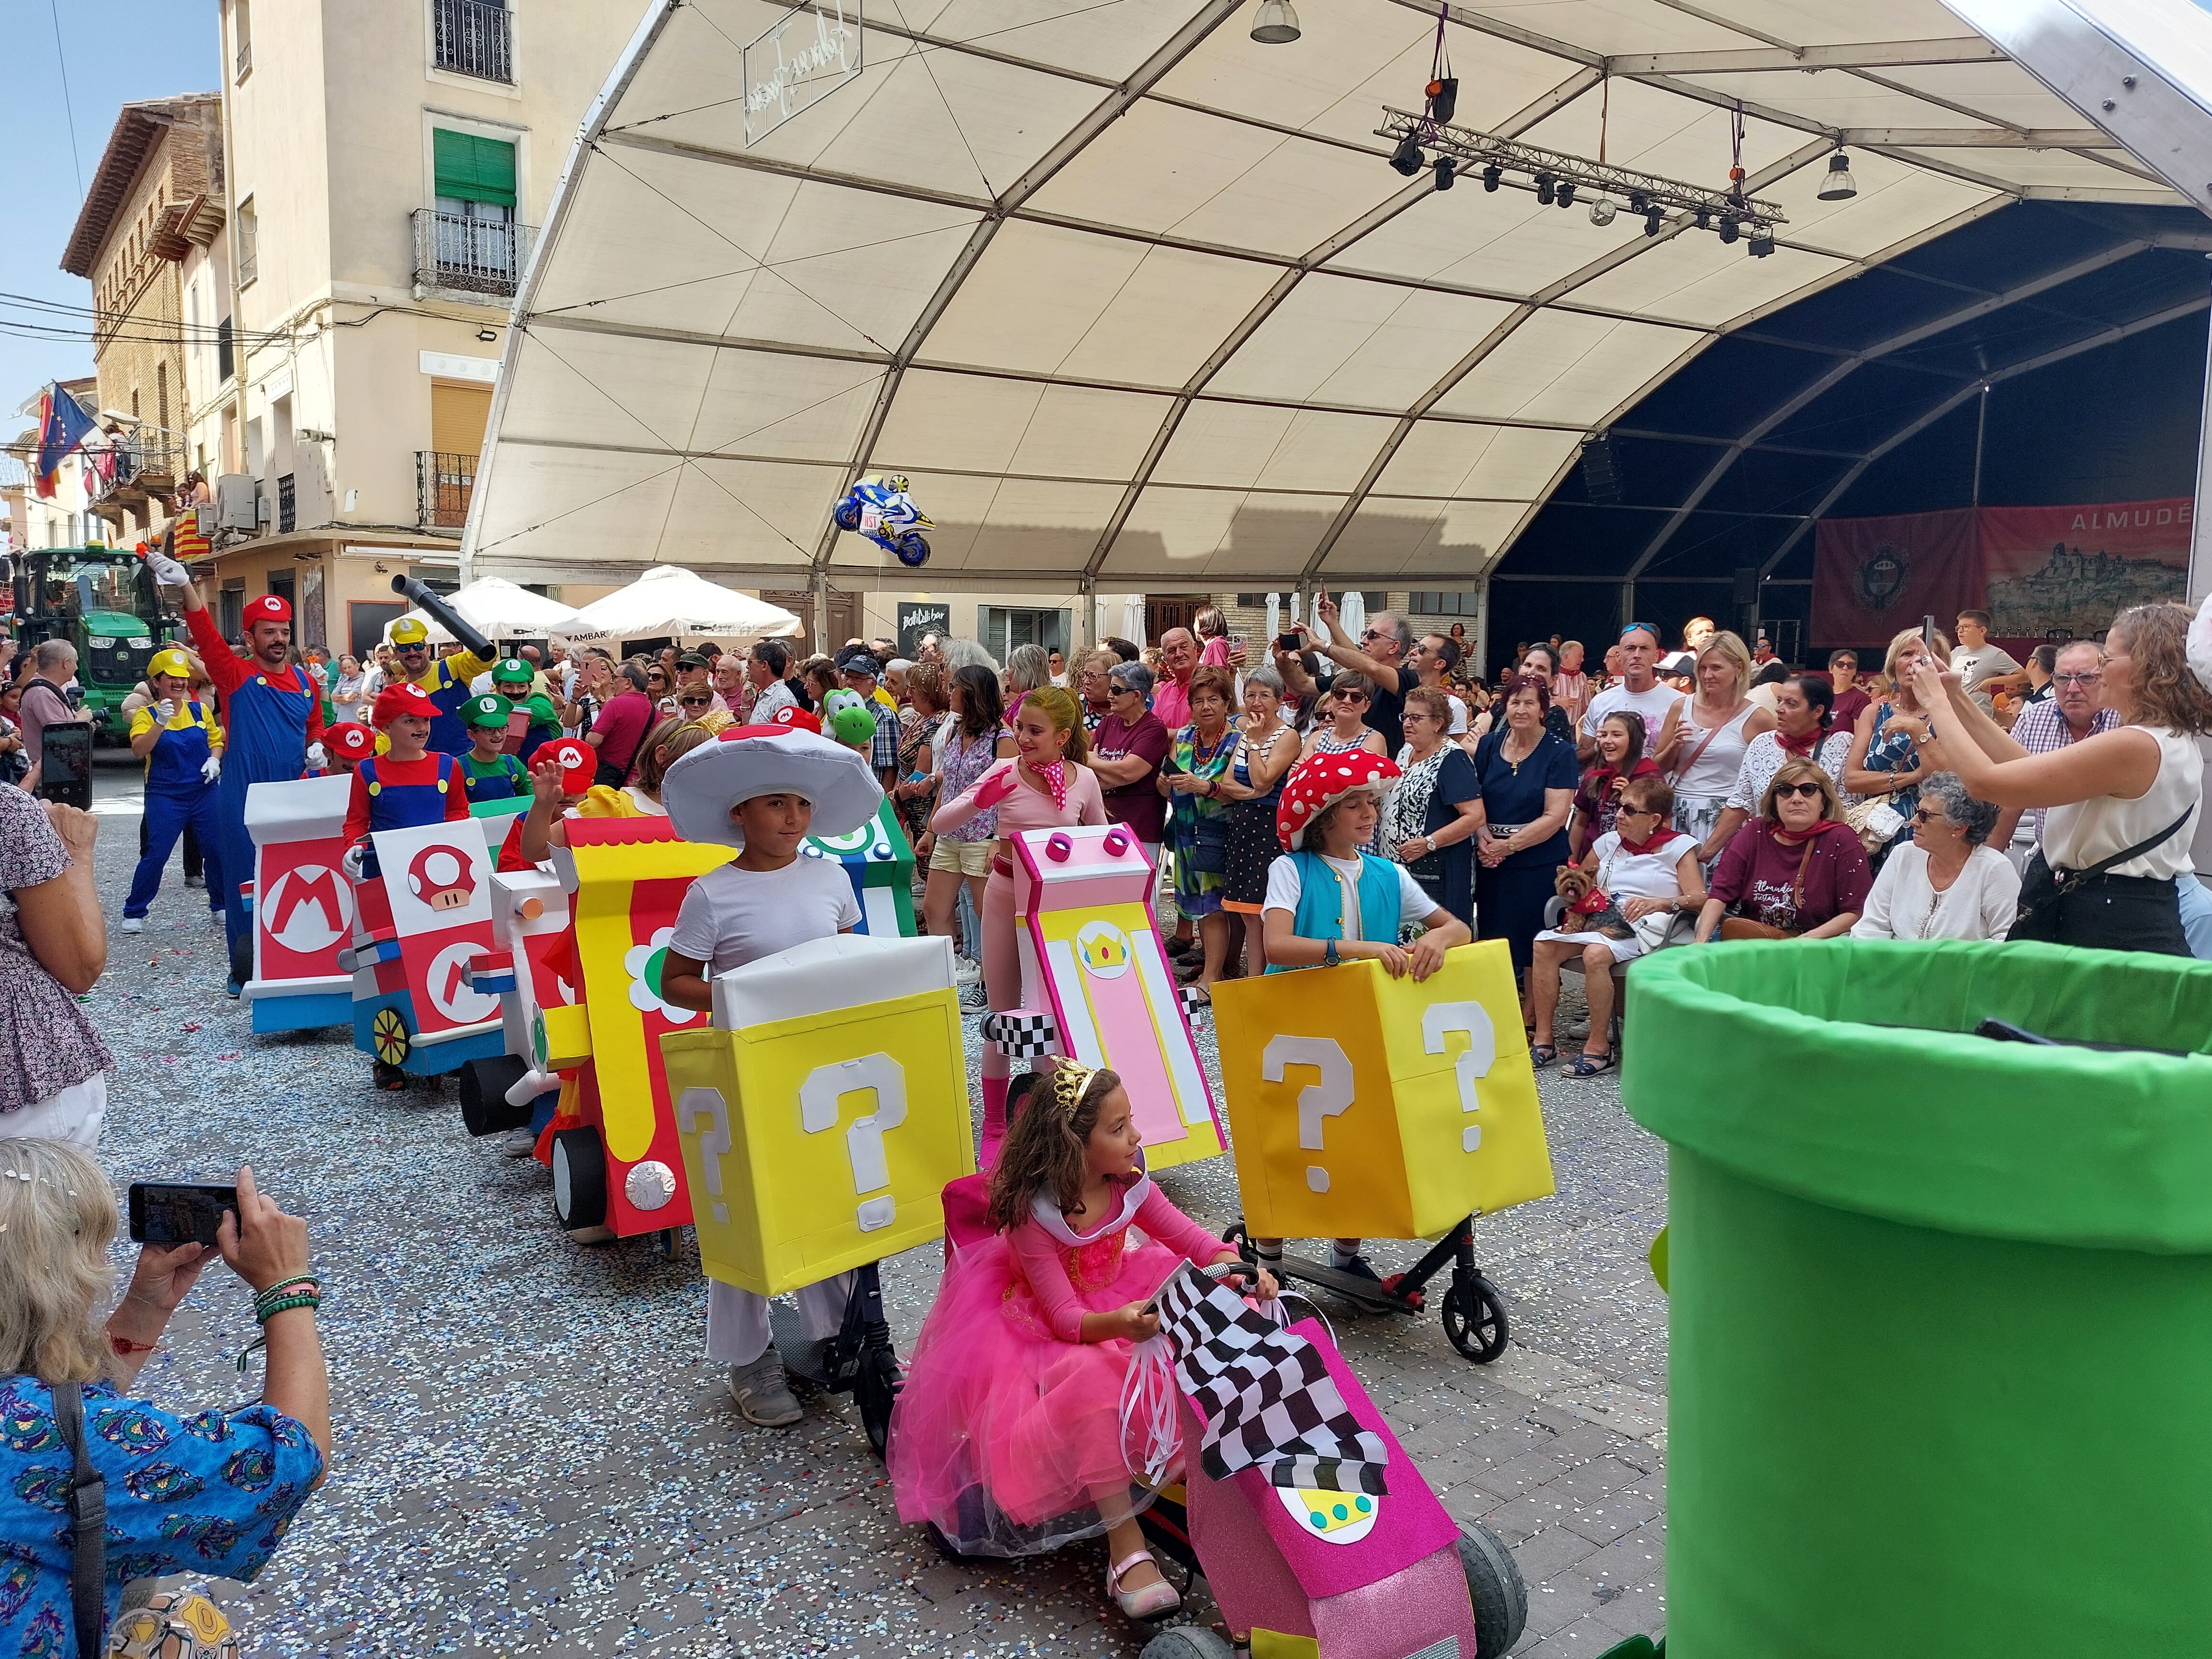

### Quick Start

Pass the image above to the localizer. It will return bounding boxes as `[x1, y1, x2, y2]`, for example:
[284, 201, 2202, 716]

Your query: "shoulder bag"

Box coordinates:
[1718, 832, 1818, 940]
[52, 1379, 108, 1656]
[2013, 805, 2195, 939]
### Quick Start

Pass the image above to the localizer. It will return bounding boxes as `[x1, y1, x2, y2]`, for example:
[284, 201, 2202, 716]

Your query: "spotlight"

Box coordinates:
[1747, 225, 1774, 257]
[1693, 207, 1711, 231]
[1644, 205, 1664, 236]
[1434, 155, 1456, 190]
[1588, 197, 1615, 226]
[1817, 150, 1857, 201]
[1627, 191, 1649, 214]
[1389, 134, 1426, 177]
[1535, 173, 1555, 205]
[1556, 180, 1577, 209]
[1250, 0, 1299, 42]
[1426, 76, 1459, 125]
[1718, 214, 1740, 244]
[1481, 164, 1502, 192]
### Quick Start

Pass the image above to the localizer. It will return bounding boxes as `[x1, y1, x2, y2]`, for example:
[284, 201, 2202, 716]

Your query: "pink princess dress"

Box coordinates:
[889, 1162, 1226, 1556]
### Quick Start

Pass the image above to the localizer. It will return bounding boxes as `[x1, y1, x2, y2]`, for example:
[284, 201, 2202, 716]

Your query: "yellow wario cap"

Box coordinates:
[148, 647, 195, 681]
[388, 617, 431, 647]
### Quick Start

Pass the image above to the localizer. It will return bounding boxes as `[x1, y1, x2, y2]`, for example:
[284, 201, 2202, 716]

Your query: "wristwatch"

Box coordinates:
[1324, 939, 1340, 967]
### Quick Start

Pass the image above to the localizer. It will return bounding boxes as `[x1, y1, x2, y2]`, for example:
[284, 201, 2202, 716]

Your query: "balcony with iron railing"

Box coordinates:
[433, 0, 512, 82]
[412, 209, 535, 299]
[418, 451, 478, 532]
[87, 430, 187, 523]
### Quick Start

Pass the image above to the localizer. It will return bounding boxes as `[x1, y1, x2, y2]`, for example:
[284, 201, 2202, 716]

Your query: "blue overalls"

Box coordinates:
[460, 752, 525, 805]
[216, 672, 317, 974]
[411, 653, 495, 755]
[122, 702, 226, 920]
[357, 753, 459, 875]
[1265, 849, 1405, 973]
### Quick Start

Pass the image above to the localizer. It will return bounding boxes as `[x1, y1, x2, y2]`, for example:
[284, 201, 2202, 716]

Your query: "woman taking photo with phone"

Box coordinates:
[1906, 599, 2212, 952]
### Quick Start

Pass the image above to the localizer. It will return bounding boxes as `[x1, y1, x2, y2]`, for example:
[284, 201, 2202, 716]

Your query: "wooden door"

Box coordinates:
[1145, 594, 1206, 644]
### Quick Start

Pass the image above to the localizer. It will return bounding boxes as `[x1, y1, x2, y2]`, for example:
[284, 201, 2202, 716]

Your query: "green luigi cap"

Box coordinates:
[466, 692, 514, 728]
[492, 657, 533, 687]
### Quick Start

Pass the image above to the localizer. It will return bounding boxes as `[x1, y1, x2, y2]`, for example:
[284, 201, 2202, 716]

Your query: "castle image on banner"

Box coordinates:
[1988, 542, 2183, 639]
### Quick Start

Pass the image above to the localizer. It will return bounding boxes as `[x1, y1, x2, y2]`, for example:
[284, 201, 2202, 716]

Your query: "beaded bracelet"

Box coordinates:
[237, 1283, 322, 1372]
[253, 1277, 320, 1320]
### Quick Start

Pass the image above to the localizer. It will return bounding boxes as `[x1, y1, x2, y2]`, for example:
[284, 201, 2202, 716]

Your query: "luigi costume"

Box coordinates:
[492, 657, 562, 754]
[460, 693, 530, 804]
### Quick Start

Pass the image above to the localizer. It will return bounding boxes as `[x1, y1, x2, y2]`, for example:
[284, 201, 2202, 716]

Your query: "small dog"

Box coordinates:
[1554, 864, 1634, 940]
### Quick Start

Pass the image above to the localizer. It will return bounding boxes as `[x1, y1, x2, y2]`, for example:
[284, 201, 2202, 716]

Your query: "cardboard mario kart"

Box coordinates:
[241, 775, 357, 1033]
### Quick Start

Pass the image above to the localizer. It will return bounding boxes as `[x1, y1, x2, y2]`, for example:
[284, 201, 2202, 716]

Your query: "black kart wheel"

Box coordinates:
[459, 1054, 534, 1137]
[1139, 1628, 1234, 1659]
[1457, 1519, 1529, 1655]
[551, 1125, 608, 1235]
[1442, 1272, 1509, 1364]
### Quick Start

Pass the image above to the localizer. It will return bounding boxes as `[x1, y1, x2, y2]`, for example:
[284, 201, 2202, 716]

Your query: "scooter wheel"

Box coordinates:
[1442, 1272, 1509, 1363]
[1456, 1519, 1529, 1655]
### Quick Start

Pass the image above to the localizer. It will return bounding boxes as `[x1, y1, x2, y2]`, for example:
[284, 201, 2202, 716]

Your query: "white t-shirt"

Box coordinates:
[1952, 642, 2022, 711]
[1582, 681, 1680, 744]
[669, 856, 861, 975]
[1263, 852, 1436, 939]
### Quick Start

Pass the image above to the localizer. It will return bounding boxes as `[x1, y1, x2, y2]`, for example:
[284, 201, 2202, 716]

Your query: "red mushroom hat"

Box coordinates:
[662, 723, 881, 849]
[1276, 750, 1402, 852]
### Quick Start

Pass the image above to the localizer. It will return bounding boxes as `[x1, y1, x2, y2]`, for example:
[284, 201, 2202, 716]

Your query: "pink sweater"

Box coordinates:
[933, 760, 1107, 838]
[1010, 1182, 1226, 1342]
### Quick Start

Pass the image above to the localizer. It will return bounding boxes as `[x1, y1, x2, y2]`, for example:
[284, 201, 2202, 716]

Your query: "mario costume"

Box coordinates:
[662, 723, 884, 1422]
[494, 738, 595, 873]
[320, 722, 382, 773]
[460, 695, 530, 804]
[386, 615, 497, 756]
[343, 683, 470, 856]
[180, 592, 325, 974]
[121, 647, 227, 925]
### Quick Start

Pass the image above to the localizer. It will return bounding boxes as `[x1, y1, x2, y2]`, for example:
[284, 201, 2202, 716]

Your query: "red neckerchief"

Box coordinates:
[1617, 825, 1682, 856]
[1776, 723, 1823, 758]
[1031, 757, 1069, 812]
[1771, 819, 1847, 845]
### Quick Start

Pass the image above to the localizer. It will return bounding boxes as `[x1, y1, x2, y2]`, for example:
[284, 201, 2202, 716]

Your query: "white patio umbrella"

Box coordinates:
[553, 564, 802, 643]
[387, 576, 602, 646]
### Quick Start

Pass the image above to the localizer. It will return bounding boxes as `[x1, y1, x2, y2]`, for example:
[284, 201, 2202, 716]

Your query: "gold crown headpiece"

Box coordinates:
[1051, 1062, 1100, 1119]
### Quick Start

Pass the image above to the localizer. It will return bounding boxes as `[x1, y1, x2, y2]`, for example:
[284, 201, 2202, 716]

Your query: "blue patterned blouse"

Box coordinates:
[0, 1377, 323, 1653]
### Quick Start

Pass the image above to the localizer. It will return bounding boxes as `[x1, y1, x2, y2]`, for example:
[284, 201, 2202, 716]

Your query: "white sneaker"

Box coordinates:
[952, 956, 983, 986]
[120, 917, 144, 934]
[498, 1128, 538, 1158]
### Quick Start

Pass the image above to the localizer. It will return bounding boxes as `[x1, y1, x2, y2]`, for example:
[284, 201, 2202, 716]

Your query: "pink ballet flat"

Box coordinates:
[1106, 1549, 1181, 1622]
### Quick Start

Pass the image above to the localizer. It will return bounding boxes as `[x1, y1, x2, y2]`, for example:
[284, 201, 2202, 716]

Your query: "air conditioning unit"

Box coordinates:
[214, 473, 259, 531]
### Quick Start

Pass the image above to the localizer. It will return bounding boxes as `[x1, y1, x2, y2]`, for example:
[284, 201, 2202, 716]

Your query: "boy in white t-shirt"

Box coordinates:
[661, 716, 885, 1427]
[1258, 749, 1471, 1283]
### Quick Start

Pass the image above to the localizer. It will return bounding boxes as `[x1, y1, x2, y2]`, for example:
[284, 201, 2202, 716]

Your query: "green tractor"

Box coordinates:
[10, 545, 176, 742]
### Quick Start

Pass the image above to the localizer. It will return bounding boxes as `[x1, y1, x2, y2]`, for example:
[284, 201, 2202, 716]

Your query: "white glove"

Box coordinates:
[306, 742, 328, 770]
[143, 549, 192, 588]
[153, 698, 177, 724]
[341, 841, 367, 881]
[200, 752, 221, 784]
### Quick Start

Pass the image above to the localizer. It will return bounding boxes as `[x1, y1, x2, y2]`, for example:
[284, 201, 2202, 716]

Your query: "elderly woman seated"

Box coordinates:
[1693, 759, 1873, 941]
[0, 1145, 328, 1649]
[1528, 774, 1704, 1078]
[1851, 770, 2021, 940]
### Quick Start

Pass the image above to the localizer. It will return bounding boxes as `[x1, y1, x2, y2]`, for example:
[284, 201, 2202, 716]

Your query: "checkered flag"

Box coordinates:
[981, 1010, 1058, 1058]
[1179, 984, 1210, 1021]
[1152, 1266, 1388, 1495]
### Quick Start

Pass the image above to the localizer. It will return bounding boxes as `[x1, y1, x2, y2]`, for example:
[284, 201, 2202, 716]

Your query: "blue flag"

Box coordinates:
[35, 383, 95, 490]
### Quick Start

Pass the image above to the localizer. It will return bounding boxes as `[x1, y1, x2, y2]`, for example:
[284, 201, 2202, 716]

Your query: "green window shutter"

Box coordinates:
[433, 130, 517, 208]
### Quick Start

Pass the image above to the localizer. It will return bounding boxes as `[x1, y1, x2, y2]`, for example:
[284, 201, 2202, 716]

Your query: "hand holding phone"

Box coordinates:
[129, 1182, 240, 1248]
[1922, 614, 1937, 654]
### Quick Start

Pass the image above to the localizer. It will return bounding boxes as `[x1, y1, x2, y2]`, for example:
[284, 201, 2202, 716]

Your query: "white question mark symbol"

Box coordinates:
[1421, 1000, 1497, 1153]
[800, 1053, 908, 1232]
[678, 1086, 734, 1224]
[1262, 1035, 1354, 1194]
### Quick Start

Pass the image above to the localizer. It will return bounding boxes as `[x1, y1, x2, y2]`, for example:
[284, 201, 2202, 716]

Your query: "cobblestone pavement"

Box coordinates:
[79, 760, 1667, 1655]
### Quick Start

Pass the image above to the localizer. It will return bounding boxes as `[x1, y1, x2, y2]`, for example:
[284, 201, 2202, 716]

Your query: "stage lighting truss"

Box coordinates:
[1377, 106, 1788, 250]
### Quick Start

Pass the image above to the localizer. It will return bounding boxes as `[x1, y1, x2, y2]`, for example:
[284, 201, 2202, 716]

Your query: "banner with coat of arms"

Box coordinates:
[1811, 507, 1982, 648]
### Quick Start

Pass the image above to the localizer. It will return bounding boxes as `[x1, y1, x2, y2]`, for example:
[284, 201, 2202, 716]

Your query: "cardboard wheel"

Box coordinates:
[551, 1126, 608, 1234]
[371, 1006, 410, 1066]
[459, 1055, 534, 1137]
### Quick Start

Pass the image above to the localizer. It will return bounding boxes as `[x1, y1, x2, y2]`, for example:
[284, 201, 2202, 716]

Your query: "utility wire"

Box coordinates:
[48, 0, 85, 198]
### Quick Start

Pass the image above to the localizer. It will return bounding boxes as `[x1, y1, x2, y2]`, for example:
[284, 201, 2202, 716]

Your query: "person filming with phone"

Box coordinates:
[0, 1147, 329, 1653]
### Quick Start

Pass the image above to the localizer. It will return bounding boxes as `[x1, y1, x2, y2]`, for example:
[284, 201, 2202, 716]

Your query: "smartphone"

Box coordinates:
[1276, 632, 1301, 653]
[128, 1182, 239, 1247]
[1922, 615, 1937, 654]
[35, 721, 93, 811]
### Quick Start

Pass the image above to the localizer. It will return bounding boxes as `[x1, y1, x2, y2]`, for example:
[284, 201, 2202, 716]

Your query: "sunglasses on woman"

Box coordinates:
[1335, 690, 1370, 704]
[1775, 780, 1826, 799]
[677, 692, 712, 707]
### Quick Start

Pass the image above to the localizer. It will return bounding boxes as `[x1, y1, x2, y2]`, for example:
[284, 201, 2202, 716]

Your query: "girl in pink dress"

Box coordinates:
[889, 1064, 1276, 1619]
[931, 685, 1107, 1165]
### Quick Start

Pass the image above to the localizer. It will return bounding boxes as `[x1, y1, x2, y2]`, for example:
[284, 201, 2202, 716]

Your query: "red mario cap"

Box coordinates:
[763, 706, 821, 736]
[371, 681, 437, 727]
[326, 722, 377, 762]
[242, 594, 292, 627]
[530, 737, 595, 795]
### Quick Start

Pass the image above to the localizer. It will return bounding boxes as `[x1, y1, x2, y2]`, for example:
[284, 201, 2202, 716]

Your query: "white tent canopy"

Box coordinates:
[387, 575, 599, 646]
[465, 0, 2188, 593]
[553, 564, 803, 641]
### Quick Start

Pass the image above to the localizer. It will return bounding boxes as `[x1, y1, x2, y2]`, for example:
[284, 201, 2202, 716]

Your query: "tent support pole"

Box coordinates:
[1078, 574, 1096, 652]
[2190, 256, 2212, 607]
[1472, 578, 1490, 682]
[811, 568, 830, 656]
